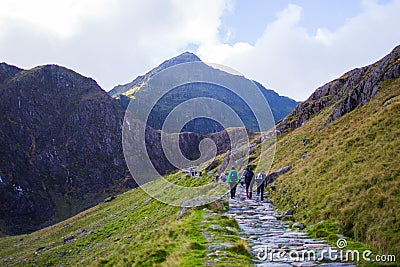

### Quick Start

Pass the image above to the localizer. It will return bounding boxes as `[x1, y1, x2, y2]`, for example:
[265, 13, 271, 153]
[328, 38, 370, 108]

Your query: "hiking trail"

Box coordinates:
[226, 184, 357, 267]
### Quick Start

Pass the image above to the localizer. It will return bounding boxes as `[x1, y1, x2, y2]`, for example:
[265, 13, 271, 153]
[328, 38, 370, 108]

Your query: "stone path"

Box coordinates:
[225, 184, 357, 267]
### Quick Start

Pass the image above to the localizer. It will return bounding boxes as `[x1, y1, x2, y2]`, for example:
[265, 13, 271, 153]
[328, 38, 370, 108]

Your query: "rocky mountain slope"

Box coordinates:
[110, 52, 298, 135]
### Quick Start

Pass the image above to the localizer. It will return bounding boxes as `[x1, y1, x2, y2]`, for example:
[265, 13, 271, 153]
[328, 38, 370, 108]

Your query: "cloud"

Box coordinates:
[0, 0, 113, 39]
[0, 0, 229, 89]
[0, 0, 399, 100]
[198, 0, 400, 100]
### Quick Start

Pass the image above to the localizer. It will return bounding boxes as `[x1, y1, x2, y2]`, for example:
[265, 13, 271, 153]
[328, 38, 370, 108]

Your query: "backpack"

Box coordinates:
[230, 170, 238, 182]
[255, 173, 265, 185]
[244, 170, 254, 183]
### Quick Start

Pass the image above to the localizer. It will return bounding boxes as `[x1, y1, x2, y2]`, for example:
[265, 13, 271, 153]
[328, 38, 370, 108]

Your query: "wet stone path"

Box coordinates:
[225, 185, 356, 267]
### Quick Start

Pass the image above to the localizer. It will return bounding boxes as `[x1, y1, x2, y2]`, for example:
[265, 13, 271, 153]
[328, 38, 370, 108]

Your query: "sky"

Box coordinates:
[0, 0, 399, 101]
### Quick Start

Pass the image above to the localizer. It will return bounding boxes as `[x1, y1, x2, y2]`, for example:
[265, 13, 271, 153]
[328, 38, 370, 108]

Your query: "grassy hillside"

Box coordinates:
[257, 78, 400, 257]
[0, 174, 252, 266]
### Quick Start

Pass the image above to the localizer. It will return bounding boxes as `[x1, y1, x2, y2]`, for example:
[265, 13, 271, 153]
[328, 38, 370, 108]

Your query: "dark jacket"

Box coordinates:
[244, 169, 254, 184]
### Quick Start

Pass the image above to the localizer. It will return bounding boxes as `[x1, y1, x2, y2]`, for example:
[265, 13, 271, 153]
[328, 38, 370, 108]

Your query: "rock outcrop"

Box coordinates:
[266, 166, 293, 184]
[277, 45, 400, 132]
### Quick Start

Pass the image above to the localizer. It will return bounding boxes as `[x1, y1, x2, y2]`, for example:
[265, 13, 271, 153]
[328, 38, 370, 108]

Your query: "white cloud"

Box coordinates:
[197, 42, 252, 63]
[0, 0, 399, 101]
[0, 0, 113, 38]
[0, 0, 229, 89]
[198, 0, 400, 100]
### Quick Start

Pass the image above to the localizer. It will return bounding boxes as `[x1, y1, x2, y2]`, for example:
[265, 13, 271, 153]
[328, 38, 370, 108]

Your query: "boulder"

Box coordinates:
[266, 166, 293, 184]
[284, 210, 294, 216]
[63, 235, 74, 244]
[104, 196, 116, 203]
[292, 222, 305, 230]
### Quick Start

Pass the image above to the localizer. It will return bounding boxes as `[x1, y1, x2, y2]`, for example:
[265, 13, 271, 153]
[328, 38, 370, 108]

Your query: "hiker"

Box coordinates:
[240, 174, 245, 187]
[220, 172, 227, 183]
[215, 174, 219, 183]
[255, 170, 267, 201]
[244, 166, 254, 199]
[227, 167, 240, 199]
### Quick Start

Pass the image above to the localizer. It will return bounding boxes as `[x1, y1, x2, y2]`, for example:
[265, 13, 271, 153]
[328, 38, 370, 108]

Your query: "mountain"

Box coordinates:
[109, 52, 299, 135]
[0, 64, 138, 235]
[252, 80, 300, 124]
[259, 45, 400, 257]
[0, 63, 236, 235]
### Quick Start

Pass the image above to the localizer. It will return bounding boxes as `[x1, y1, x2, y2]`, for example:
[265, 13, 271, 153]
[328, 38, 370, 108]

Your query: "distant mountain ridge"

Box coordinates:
[109, 52, 299, 134]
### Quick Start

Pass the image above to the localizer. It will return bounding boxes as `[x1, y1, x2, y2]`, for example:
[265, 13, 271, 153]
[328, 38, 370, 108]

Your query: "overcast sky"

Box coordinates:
[1, 0, 399, 100]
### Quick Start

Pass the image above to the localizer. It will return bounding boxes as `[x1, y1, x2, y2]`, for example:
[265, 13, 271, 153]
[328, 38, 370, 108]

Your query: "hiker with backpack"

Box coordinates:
[255, 170, 267, 201]
[220, 172, 227, 183]
[244, 166, 254, 199]
[227, 167, 240, 199]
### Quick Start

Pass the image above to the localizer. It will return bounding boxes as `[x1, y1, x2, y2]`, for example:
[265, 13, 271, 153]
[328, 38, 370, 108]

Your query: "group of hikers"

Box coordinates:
[217, 166, 268, 201]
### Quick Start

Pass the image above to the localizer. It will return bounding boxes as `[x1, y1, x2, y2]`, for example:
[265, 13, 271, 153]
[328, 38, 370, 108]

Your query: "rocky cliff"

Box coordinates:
[277, 45, 400, 132]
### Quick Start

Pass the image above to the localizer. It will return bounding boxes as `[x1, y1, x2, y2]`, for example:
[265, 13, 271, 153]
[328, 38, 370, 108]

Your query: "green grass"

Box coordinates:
[258, 78, 400, 259]
[0, 173, 252, 266]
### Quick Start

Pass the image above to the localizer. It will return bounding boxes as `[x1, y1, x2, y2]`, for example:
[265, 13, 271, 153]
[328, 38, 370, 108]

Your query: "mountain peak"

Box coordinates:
[173, 51, 201, 62]
[109, 52, 203, 97]
[0, 62, 23, 84]
[155, 51, 201, 71]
